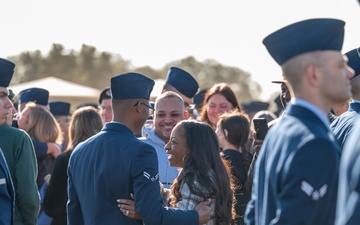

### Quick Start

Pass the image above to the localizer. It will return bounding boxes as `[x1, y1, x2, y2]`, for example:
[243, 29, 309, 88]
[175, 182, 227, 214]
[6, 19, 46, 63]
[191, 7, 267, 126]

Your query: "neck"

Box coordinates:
[222, 142, 239, 151]
[113, 116, 141, 135]
[294, 91, 332, 116]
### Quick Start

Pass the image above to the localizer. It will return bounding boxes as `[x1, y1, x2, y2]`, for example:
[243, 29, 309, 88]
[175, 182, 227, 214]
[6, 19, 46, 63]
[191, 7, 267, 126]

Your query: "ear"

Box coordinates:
[134, 102, 142, 113]
[223, 129, 229, 138]
[305, 64, 320, 87]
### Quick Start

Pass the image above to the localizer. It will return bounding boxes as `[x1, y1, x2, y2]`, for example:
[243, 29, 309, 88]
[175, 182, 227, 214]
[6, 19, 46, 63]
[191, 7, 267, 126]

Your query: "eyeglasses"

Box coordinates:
[133, 102, 154, 114]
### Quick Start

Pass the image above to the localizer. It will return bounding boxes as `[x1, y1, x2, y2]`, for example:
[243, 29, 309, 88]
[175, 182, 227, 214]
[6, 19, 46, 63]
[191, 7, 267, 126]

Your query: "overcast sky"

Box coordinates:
[1, 0, 359, 100]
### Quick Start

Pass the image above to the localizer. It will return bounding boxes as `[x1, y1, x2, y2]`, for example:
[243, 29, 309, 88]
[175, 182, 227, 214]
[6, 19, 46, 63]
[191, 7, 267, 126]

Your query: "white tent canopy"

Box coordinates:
[9, 76, 101, 99]
[9, 77, 101, 112]
[9, 76, 165, 111]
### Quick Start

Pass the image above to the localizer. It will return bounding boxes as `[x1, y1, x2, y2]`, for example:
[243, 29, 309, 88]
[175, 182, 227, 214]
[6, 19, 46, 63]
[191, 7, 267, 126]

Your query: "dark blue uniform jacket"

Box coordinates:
[245, 104, 340, 225]
[331, 102, 360, 152]
[336, 120, 360, 225]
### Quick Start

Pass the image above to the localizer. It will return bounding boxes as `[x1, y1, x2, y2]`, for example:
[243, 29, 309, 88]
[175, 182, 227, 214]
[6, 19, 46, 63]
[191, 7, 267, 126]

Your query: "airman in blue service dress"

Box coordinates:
[334, 48, 360, 225]
[67, 73, 199, 225]
[331, 47, 360, 151]
[336, 119, 360, 225]
[245, 18, 350, 225]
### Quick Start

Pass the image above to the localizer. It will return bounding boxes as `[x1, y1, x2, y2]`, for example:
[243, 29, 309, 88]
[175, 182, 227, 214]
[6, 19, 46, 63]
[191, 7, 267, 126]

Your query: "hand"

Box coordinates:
[47, 143, 61, 158]
[195, 199, 212, 225]
[117, 194, 141, 220]
[252, 135, 264, 156]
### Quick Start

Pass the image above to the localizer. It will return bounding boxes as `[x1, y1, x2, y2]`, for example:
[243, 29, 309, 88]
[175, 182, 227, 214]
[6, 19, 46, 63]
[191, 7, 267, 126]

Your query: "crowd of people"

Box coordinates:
[0, 16, 360, 225]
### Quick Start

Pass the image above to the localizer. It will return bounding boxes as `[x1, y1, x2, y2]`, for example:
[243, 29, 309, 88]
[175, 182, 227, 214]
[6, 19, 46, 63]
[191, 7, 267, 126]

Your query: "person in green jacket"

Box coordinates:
[0, 57, 40, 225]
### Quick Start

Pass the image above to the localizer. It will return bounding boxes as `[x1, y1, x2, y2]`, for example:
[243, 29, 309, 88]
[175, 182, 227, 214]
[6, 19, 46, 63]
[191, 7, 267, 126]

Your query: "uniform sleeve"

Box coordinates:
[43, 153, 68, 217]
[15, 134, 40, 225]
[336, 127, 360, 225]
[132, 145, 199, 225]
[67, 152, 84, 225]
[32, 140, 48, 159]
[275, 139, 339, 224]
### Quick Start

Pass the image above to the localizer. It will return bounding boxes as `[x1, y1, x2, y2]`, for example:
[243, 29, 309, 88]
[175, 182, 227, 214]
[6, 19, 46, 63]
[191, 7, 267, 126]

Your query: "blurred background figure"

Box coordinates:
[193, 88, 209, 120]
[98, 87, 112, 123]
[16, 87, 62, 168]
[18, 87, 49, 112]
[216, 110, 252, 225]
[162, 67, 199, 113]
[43, 106, 103, 225]
[241, 101, 269, 121]
[199, 83, 242, 130]
[330, 47, 360, 151]
[252, 110, 277, 124]
[5, 88, 17, 126]
[17, 102, 63, 189]
[49, 101, 71, 151]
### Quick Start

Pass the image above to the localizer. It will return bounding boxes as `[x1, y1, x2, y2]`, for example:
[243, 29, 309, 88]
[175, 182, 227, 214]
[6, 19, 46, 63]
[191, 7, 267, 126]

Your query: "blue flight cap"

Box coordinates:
[193, 88, 209, 109]
[345, 47, 360, 77]
[242, 101, 269, 114]
[110, 72, 154, 100]
[98, 87, 111, 104]
[263, 18, 345, 65]
[165, 67, 199, 98]
[18, 87, 49, 106]
[49, 101, 71, 116]
[0, 58, 15, 87]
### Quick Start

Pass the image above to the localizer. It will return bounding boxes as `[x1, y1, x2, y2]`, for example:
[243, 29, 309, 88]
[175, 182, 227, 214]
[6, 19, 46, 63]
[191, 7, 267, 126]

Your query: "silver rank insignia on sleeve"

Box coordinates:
[301, 181, 328, 201]
[143, 171, 159, 181]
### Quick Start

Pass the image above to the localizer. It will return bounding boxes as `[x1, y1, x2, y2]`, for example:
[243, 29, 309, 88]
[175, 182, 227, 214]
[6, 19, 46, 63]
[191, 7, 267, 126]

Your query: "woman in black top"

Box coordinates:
[216, 110, 252, 225]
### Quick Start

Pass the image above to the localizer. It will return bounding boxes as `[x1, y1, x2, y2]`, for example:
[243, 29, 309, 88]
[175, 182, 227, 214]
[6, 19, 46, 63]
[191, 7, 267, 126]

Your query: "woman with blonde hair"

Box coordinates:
[17, 102, 63, 189]
[43, 106, 103, 225]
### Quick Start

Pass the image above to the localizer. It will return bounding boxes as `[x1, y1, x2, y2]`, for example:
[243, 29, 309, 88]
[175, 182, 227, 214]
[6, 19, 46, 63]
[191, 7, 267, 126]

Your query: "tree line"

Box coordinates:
[8, 43, 262, 103]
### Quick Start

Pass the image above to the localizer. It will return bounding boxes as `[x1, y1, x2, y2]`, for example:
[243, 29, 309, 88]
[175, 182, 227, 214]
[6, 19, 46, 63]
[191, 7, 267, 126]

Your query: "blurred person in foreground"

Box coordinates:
[245, 18, 353, 225]
[0, 58, 40, 225]
[0, 59, 16, 225]
[67, 72, 211, 225]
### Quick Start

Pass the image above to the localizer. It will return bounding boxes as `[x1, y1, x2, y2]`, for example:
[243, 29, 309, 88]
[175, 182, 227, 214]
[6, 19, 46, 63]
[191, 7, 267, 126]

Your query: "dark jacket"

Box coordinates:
[330, 102, 360, 151]
[43, 150, 72, 225]
[246, 104, 340, 225]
